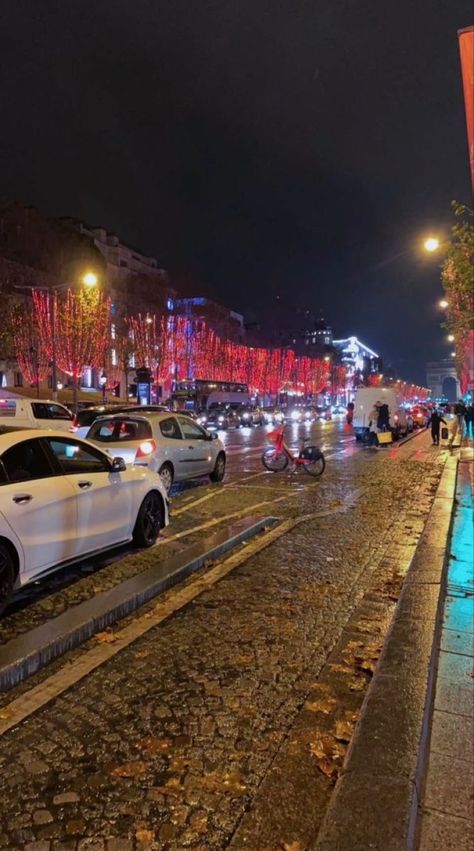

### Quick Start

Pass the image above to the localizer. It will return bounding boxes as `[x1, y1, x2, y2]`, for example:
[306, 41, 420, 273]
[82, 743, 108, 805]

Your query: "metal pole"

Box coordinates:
[51, 292, 58, 400]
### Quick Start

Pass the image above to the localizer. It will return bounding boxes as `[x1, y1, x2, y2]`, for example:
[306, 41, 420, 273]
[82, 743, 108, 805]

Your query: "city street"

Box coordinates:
[0, 424, 448, 850]
[1, 6, 473, 850]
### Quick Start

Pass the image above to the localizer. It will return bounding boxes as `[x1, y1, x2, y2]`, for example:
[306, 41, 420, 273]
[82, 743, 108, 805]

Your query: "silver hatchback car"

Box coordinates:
[86, 413, 226, 492]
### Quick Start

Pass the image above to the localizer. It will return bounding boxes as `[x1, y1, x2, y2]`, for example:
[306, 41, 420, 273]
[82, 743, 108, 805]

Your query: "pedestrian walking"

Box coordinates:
[454, 400, 467, 438]
[428, 409, 447, 446]
[465, 403, 474, 440]
[377, 402, 390, 431]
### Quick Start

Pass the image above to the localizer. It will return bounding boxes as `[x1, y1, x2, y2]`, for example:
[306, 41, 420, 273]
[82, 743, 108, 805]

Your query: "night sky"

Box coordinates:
[1, 1, 472, 383]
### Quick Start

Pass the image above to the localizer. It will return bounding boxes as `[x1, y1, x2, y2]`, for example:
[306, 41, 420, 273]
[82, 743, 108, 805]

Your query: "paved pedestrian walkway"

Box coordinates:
[417, 455, 474, 851]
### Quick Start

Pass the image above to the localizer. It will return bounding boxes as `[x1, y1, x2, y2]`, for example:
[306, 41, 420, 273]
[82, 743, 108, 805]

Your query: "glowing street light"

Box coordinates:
[82, 271, 98, 287]
[447, 334, 455, 342]
[424, 237, 440, 252]
[439, 299, 449, 309]
[450, 352, 456, 357]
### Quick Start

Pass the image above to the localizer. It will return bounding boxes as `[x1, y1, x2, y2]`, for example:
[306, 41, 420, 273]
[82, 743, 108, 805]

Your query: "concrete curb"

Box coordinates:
[313, 456, 459, 851]
[0, 515, 277, 692]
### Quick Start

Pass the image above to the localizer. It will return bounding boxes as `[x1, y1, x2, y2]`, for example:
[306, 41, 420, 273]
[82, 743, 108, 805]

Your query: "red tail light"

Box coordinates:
[135, 439, 157, 459]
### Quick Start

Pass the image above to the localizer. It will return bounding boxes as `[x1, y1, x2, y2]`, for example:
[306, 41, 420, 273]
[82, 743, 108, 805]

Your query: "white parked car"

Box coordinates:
[86, 412, 226, 493]
[0, 397, 73, 430]
[0, 427, 169, 612]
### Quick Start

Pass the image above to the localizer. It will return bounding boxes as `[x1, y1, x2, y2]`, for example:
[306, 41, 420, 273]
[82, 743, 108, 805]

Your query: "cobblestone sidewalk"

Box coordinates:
[0, 439, 445, 850]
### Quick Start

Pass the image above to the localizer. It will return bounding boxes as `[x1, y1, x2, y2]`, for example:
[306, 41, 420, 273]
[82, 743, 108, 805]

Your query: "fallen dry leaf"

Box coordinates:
[309, 735, 334, 760]
[0, 709, 12, 721]
[329, 663, 353, 675]
[136, 829, 155, 845]
[304, 696, 337, 715]
[283, 842, 304, 851]
[317, 757, 339, 778]
[95, 630, 118, 644]
[334, 719, 354, 743]
[111, 761, 148, 778]
[359, 658, 377, 675]
[138, 736, 173, 753]
[349, 677, 367, 692]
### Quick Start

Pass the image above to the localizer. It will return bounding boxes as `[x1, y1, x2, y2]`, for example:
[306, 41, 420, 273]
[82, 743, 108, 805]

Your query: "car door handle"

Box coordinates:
[78, 481, 93, 489]
[12, 494, 33, 504]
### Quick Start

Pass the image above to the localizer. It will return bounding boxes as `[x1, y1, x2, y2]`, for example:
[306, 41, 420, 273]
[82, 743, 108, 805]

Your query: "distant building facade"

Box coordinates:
[60, 219, 177, 315]
[333, 336, 382, 382]
[170, 297, 246, 343]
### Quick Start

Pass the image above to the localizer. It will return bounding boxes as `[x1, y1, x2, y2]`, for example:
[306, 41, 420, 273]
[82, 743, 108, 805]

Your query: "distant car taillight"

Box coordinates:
[135, 439, 157, 459]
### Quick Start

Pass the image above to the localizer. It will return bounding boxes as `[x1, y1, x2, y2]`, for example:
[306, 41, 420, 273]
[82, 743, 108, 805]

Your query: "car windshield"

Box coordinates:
[88, 418, 153, 442]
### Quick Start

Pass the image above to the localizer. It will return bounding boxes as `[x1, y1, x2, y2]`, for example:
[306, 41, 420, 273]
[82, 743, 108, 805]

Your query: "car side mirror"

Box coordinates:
[111, 456, 127, 473]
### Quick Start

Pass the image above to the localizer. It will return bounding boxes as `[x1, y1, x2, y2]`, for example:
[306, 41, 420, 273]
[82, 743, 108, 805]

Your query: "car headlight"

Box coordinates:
[291, 410, 300, 420]
[242, 412, 250, 419]
[218, 416, 225, 423]
[305, 411, 311, 419]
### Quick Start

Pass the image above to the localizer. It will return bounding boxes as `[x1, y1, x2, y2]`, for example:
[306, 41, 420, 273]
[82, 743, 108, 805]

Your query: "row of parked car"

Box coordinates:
[0, 393, 342, 610]
[0, 397, 231, 612]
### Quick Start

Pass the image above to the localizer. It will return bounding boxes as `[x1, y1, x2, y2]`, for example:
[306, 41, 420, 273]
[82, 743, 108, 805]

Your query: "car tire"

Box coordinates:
[0, 542, 16, 615]
[158, 463, 174, 493]
[133, 491, 165, 548]
[210, 452, 226, 482]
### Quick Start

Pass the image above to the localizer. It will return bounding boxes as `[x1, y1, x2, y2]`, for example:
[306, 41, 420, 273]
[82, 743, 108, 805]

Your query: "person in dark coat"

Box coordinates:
[429, 409, 447, 446]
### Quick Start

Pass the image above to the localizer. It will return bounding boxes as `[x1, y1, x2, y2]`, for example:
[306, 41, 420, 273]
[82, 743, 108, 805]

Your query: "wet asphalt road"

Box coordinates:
[1, 417, 355, 618]
[0, 425, 447, 850]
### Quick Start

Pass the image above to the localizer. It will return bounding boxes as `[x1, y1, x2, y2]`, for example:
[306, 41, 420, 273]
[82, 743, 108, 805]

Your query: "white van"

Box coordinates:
[352, 387, 411, 441]
[0, 397, 73, 431]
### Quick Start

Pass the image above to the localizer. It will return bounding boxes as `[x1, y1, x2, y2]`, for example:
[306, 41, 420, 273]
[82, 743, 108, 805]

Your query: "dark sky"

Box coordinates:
[1, 1, 472, 383]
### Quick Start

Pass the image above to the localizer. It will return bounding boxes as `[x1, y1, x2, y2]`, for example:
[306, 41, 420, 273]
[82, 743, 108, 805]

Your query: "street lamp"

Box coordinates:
[424, 237, 440, 252]
[447, 334, 455, 342]
[439, 299, 449, 310]
[82, 272, 98, 288]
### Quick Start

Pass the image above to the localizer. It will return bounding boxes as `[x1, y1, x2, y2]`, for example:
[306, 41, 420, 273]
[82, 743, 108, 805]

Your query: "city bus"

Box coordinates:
[170, 379, 250, 412]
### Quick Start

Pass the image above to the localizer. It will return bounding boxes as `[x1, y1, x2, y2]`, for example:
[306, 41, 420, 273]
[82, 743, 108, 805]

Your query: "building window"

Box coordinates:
[111, 323, 116, 340]
[82, 367, 92, 388]
[14, 372, 23, 387]
[111, 348, 117, 366]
